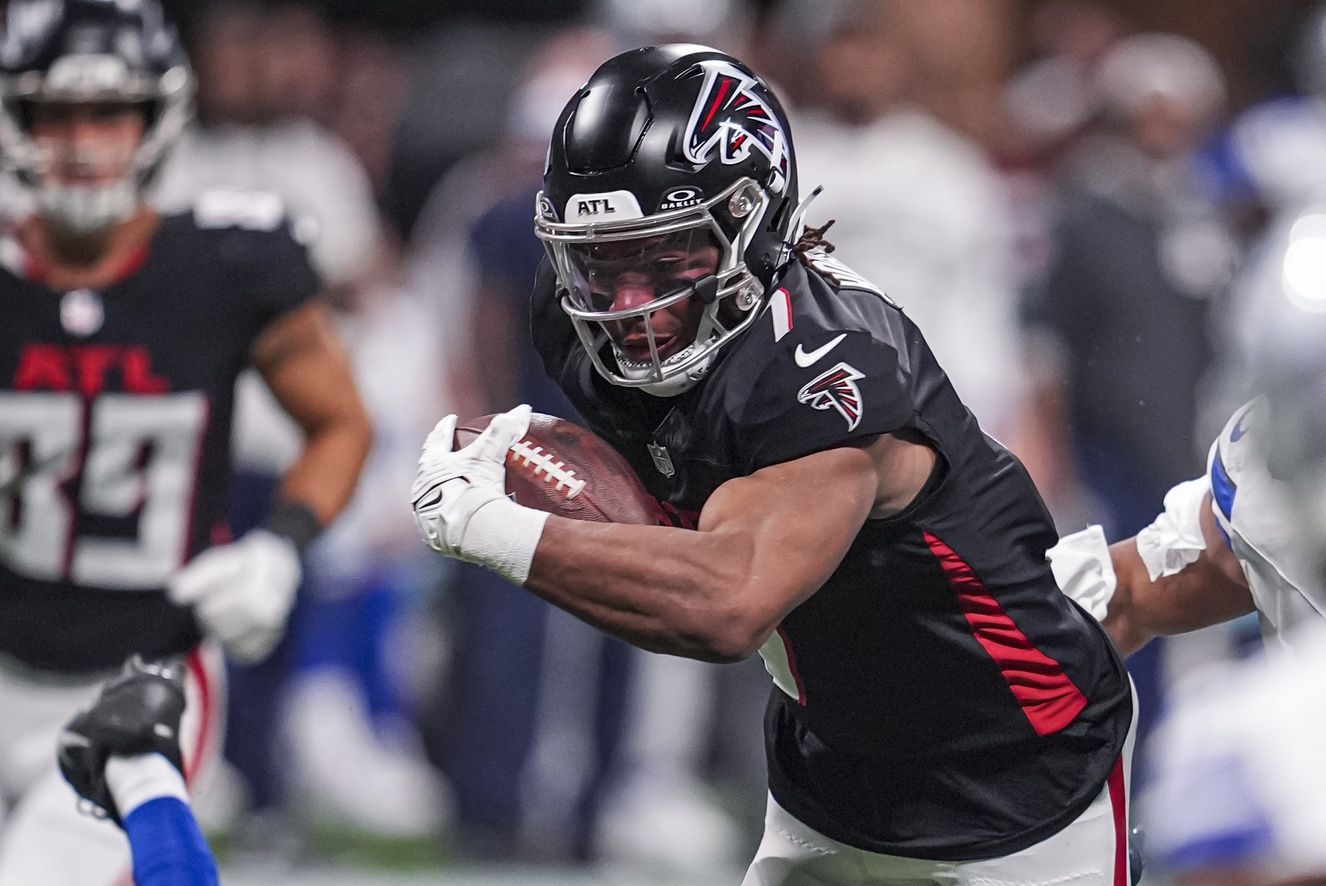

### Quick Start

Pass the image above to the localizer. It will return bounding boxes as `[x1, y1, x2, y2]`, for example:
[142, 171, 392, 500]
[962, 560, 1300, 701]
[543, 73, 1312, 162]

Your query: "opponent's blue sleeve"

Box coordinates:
[122, 796, 220, 886]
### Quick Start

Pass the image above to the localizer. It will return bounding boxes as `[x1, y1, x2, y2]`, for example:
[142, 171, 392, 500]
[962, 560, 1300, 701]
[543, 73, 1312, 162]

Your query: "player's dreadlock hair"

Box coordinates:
[793, 219, 837, 263]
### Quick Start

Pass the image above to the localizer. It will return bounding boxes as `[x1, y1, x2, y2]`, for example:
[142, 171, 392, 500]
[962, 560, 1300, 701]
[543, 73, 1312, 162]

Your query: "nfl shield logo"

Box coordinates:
[60, 289, 104, 337]
[647, 442, 675, 478]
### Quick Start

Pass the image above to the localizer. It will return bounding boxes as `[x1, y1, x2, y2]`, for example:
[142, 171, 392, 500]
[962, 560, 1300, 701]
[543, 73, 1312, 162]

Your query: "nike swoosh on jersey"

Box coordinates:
[794, 333, 847, 368]
[1230, 409, 1252, 442]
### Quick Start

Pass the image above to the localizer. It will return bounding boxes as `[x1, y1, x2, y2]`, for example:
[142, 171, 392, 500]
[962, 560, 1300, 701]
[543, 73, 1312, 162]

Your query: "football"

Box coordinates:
[455, 413, 662, 525]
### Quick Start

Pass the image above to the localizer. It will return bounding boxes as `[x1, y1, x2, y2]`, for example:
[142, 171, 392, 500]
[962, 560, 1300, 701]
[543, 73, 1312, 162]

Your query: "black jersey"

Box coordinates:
[0, 198, 318, 674]
[533, 251, 1133, 860]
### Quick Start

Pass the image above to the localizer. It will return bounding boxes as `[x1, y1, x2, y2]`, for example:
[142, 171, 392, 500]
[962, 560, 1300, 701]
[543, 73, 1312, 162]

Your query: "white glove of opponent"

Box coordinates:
[411, 403, 549, 585]
[167, 529, 301, 662]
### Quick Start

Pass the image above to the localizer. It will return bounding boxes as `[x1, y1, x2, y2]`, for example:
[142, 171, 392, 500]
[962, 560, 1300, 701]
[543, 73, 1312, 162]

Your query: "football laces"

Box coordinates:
[507, 440, 587, 500]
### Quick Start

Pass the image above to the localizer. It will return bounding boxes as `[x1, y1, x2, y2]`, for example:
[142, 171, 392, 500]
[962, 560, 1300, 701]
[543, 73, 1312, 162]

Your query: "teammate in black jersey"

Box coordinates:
[0, 1, 371, 882]
[413, 45, 1135, 883]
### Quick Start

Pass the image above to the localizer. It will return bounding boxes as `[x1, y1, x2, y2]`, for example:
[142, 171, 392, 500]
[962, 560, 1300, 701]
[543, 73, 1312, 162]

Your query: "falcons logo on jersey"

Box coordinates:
[797, 362, 865, 431]
[683, 63, 789, 194]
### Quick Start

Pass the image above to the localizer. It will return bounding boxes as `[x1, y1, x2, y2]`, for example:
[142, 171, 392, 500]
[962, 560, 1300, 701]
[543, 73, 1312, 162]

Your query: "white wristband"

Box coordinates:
[105, 753, 187, 818]
[462, 497, 550, 586]
[1047, 525, 1117, 621]
[1136, 477, 1209, 581]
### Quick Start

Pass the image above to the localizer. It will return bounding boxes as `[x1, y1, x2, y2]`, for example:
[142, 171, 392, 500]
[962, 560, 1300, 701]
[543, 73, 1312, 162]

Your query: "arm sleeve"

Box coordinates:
[107, 754, 219, 886]
[123, 797, 220, 886]
[734, 330, 915, 472]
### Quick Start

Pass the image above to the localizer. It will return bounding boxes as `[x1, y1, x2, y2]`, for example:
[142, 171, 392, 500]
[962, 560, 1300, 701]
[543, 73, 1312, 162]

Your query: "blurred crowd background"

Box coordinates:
[97, 0, 1326, 879]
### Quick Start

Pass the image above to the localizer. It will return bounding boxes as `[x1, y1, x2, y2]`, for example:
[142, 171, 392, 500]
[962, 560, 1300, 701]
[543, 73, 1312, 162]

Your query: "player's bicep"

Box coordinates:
[698, 446, 878, 631]
[1158, 543, 1255, 632]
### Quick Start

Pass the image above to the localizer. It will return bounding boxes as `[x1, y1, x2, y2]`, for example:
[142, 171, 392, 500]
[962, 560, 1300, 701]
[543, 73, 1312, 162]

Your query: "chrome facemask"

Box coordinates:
[536, 177, 768, 397]
[0, 55, 193, 233]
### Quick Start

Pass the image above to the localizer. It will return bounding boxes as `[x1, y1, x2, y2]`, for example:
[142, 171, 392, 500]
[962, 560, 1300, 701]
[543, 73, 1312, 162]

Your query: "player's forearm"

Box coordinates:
[525, 516, 762, 662]
[1102, 539, 1155, 655]
[279, 410, 372, 525]
[1105, 537, 1254, 655]
[257, 301, 372, 524]
[1104, 538, 1212, 655]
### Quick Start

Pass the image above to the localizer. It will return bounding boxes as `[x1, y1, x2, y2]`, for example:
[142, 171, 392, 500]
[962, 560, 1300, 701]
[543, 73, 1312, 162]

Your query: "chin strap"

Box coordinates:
[635, 350, 711, 397]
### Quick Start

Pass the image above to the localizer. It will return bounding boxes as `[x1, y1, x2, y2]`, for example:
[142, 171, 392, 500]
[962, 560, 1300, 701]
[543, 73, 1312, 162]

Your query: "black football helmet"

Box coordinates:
[0, 0, 192, 233]
[536, 44, 798, 396]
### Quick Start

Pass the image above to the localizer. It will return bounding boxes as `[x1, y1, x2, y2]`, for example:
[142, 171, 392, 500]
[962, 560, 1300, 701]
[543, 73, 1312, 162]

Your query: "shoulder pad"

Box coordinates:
[192, 189, 288, 232]
[798, 247, 896, 306]
[1208, 398, 1265, 526]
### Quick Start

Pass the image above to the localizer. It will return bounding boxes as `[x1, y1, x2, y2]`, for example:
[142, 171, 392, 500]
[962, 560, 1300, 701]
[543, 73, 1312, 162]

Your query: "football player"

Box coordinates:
[1047, 201, 1326, 659]
[0, 0, 370, 882]
[1128, 259, 1326, 885]
[59, 657, 220, 886]
[414, 46, 1137, 884]
[1051, 398, 1299, 658]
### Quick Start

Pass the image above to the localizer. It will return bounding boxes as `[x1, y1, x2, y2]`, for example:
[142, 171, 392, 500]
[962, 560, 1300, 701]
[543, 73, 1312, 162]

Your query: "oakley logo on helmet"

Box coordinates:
[798, 361, 865, 431]
[682, 63, 789, 194]
[658, 186, 704, 212]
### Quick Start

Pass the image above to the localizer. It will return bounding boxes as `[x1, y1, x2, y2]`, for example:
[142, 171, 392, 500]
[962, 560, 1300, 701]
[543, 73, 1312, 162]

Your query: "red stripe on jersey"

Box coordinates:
[924, 531, 1088, 736]
[770, 287, 793, 341]
[22, 240, 150, 287]
[185, 648, 214, 783]
[1108, 756, 1128, 886]
[776, 625, 808, 705]
[117, 243, 151, 280]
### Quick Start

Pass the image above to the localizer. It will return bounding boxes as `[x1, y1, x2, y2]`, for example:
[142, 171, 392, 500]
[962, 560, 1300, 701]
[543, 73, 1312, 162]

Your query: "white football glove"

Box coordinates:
[411, 403, 549, 585]
[167, 529, 301, 662]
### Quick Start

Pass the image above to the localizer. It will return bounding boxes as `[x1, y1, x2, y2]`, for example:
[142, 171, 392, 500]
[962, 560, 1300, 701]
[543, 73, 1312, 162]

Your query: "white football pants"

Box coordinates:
[745, 682, 1138, 886]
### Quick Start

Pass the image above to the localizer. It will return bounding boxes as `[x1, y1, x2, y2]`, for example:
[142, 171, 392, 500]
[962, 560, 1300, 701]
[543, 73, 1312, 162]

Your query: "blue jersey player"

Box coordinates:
[59, 657, 219, 886]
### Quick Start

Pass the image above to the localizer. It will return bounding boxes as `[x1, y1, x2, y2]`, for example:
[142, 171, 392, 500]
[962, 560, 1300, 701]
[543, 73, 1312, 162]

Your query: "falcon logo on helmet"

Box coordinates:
[683, 64, 789, 195]
[798, 361, 865, 431]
